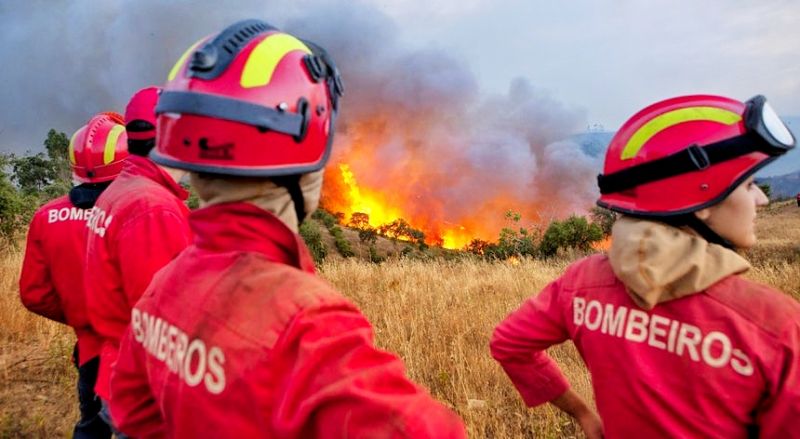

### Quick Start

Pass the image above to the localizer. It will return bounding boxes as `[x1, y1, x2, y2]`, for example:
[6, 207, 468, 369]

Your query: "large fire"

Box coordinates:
[325, 163, 476, 249]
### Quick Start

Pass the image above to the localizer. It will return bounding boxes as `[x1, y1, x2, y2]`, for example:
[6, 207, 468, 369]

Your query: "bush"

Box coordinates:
[312, 209, 339, 229]
[299, 221, 327, 264]
[330, 225, 355, 257]
[539, 215, 603, 258]
[589, 206, 617, 236]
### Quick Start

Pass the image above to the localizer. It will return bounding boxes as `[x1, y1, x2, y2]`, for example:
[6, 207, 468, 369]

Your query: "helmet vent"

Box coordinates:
[189, 19, 276, 80]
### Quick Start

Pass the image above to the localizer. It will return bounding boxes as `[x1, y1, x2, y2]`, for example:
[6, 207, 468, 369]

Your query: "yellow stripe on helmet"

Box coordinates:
[103, 125, 125, 165]
[621, 107, 742, 160]
[68, 130, 79, 164]
[240, 33, 311, 89]
[168, 38, 206, 81]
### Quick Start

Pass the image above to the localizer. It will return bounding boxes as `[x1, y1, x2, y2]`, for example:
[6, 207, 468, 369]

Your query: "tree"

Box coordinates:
[590, 206, 617, 236]
[11, 153, 53, 194]
[348, 212, 370, 229]
[44, 129, 72, 187]
[757, 183, 771, 201]
[539, 215, 603, 257]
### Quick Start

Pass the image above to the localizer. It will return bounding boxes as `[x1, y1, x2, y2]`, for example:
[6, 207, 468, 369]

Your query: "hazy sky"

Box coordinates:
[1, 0, 798, 152]
[378, 0, 800, 129]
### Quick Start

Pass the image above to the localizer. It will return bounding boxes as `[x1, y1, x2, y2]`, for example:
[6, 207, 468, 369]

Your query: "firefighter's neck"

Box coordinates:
[159, 165, 187, 184]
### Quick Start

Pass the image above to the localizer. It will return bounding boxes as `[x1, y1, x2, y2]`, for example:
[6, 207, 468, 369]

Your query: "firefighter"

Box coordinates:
[491, 95, 799, 438]
[19, 112, 129, 439]
[109, 20, 466, 438]
[84, 86, 192, 432]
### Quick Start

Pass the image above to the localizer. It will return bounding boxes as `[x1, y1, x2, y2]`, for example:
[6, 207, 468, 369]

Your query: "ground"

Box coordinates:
[1, 201, 798, 438]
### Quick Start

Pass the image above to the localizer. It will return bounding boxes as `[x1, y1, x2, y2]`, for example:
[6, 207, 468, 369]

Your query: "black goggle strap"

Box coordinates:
[156, 91, 306, 138]
[597, 131, 771, 195]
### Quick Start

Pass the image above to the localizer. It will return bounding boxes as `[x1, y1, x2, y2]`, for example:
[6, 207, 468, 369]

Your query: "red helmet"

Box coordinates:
[597, 95, 795, 216]
[151, 19, 343, 176]
[125, 86, 161, 141]
[69, 112, 129, 183]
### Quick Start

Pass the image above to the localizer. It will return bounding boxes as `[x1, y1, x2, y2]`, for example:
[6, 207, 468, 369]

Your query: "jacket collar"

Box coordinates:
[608, 216, 750, 310]
[190, 201, 316, 273]
[121, 155, 188, 200]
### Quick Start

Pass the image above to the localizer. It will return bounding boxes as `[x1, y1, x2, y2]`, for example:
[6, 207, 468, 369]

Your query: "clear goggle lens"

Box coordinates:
[761, 101, 795, 147]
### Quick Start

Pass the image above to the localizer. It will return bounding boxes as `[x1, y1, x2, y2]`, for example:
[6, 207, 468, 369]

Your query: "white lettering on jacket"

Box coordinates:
[573, 297, 754, 377]
[86, 206, 113, 238]
[47, 206, 95, 224]
[131, 308, 226, 394]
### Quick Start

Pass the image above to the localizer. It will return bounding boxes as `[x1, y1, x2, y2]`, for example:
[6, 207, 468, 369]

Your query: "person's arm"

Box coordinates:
[19, 215, 66, 323]
[110, 322, 166, 439]
[490, 278, 602, 437]
[270, 303, 466, 439]
[756, 321, 800, 438]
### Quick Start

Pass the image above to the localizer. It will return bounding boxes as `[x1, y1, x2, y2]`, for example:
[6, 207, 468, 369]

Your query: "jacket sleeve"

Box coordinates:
[490, 278, 571, 407]
[110, 324, 166, 439]
[116, 209, 191, 305]
[270, 304, 466, 439]
[756, 321, 800, 438]
[19, 214, 66, 323]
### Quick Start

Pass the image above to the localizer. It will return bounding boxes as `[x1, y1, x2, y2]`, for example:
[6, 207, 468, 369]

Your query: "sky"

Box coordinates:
[1, 0, 798, 152]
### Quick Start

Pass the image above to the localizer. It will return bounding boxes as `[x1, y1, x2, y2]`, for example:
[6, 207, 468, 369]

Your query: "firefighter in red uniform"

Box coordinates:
[19, 112, 129, 439]
[491, 95, 800, 438]
[85, 86, 192, 432]
[109, 20, 466, 438]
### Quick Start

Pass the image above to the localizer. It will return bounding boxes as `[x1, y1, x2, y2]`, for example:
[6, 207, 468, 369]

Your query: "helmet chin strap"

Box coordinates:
[660, 214, 735, 249]
[270, 175, 306, 227]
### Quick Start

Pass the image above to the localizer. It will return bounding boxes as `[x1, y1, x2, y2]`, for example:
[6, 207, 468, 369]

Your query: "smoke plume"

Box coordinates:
[0, 0, 599, 246]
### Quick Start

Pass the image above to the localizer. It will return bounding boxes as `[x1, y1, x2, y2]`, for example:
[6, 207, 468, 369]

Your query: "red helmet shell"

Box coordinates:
[125, 86, 161, 140]
[69, 112, 129, 183]
[152, 25, 337, 177]
[598, 95, 772, 215]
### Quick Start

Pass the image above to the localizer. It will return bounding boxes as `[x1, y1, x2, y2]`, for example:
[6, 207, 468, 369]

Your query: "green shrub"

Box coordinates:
[312, 209, 339, 229]
[299, 221, 327, 264]
[590, 206, 617, 236]
[539, 215, 603, 257]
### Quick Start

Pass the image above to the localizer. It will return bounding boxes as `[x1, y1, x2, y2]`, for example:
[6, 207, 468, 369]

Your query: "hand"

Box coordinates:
[550, 389, 604, 439]
[575, 409, 603, 439]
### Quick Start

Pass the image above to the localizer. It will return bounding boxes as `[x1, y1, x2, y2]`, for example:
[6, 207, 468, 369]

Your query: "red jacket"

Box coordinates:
[110, 202, 466, 438]
[85, 155, 191, 400]
[491, 254, 800, 438]
[19, 195, 102, 366]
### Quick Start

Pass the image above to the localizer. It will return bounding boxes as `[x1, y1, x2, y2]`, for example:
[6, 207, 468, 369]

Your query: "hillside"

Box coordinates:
[758, 170, 800, 200]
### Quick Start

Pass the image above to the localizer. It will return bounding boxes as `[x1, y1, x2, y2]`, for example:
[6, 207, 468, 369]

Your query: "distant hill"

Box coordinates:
[757, 170, 800, 200]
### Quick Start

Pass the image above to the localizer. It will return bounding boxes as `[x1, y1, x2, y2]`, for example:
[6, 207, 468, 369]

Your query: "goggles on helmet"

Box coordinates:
[598, 95, 796, 195]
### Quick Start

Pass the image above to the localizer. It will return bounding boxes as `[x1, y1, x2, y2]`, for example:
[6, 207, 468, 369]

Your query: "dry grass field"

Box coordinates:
[1, 201, 798, 438]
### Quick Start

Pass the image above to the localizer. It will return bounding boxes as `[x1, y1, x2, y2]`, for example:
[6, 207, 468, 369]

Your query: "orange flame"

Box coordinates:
[591, 236, 612, 252]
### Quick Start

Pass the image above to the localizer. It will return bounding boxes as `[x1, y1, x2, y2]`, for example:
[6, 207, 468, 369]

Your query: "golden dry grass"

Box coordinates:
[1, 202, 798, 438]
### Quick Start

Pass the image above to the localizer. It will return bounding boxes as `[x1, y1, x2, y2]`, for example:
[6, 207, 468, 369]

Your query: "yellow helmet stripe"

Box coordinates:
[621, 107, 742, 160]
[103, 125, 125, 165]
[240, 33, 311, 89]
[68, 130, 79, 164]
[168, 38, 206, 81]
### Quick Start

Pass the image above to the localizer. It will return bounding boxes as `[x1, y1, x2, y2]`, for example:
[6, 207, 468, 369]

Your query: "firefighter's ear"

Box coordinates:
[694, 208, 711, 221]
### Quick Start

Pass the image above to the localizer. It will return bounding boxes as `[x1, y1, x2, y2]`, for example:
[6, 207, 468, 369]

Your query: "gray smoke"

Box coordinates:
[0, 0, 599, 239]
